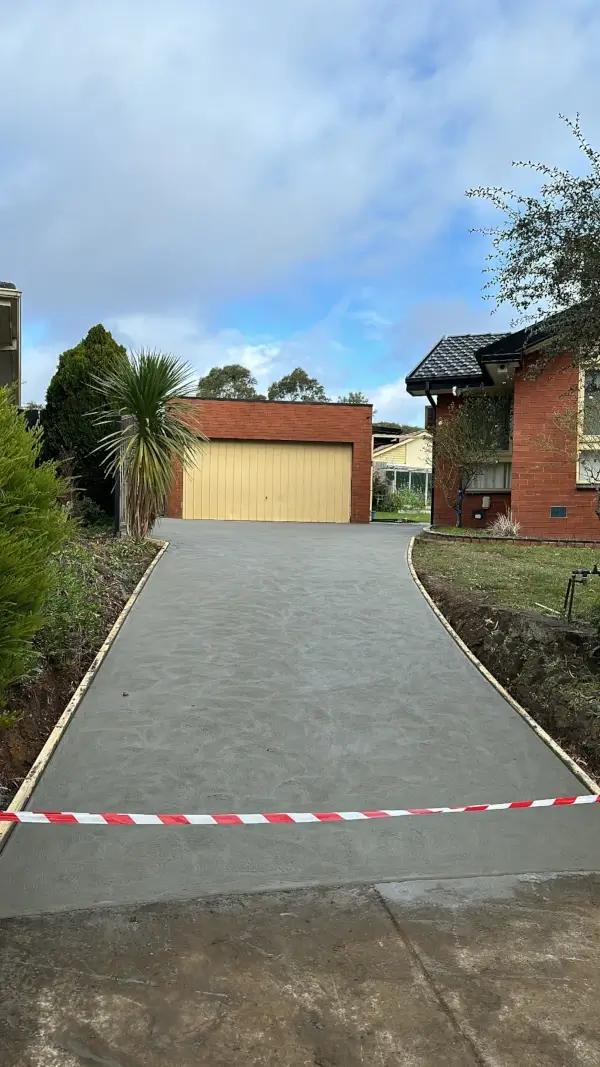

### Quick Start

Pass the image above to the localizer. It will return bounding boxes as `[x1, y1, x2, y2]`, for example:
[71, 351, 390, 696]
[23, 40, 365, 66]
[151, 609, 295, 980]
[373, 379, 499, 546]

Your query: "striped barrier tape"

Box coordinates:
[1, 794, 599, 825]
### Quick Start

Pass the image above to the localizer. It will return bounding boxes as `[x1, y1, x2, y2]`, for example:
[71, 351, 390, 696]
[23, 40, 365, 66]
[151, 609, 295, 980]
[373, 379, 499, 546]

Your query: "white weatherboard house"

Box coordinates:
[372, 430, 432, 500]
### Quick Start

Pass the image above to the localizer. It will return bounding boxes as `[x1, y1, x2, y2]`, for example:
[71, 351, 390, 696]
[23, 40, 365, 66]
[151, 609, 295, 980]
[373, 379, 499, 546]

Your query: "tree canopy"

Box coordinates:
[338, 391, 370, 404]
[43, 324, 127, 513]
[267, 367, 329, 402]
[434, 395, 512, 526]
[467, 114, 600, 368]
[197, 363, 262, 400]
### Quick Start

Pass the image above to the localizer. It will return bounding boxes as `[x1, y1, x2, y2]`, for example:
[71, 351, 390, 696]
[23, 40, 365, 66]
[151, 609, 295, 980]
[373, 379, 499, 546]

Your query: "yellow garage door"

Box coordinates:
[183, 440, 352, 523]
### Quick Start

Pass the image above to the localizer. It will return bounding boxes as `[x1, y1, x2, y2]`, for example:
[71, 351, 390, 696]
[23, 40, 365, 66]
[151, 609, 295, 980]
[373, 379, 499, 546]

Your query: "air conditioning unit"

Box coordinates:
[424, 405, 436, 430]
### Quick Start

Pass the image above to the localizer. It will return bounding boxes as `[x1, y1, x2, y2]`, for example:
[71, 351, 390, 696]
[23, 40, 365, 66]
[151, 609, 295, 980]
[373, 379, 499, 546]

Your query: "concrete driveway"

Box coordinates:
[1, 520, 600, 917]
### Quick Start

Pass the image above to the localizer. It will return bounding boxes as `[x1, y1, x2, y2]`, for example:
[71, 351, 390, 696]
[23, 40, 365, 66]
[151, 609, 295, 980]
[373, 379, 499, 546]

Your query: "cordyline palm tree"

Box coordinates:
[91, 349, 206, 540]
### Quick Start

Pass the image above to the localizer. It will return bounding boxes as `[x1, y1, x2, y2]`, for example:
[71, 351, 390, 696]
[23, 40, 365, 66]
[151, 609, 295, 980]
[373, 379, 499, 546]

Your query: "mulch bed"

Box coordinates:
[0, 536, 159, 807]
[416, 572, 600, 784]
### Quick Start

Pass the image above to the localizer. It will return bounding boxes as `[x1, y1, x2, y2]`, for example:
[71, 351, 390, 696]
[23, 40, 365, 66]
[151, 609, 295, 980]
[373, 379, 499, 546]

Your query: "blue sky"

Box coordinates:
[4, 0, 600, 422]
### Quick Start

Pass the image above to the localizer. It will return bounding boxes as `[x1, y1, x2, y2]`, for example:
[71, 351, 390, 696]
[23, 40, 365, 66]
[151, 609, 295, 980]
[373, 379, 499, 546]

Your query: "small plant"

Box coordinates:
[487, 509, 521, 538]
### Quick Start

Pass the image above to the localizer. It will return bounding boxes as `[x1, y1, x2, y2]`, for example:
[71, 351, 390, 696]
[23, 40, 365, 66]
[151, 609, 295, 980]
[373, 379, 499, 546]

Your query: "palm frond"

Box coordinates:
[90, 348, 207, 539]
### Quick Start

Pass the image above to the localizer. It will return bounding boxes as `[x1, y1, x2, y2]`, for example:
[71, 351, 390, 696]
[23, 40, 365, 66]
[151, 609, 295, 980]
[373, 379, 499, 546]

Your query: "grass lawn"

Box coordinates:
[431, 526, 491, 536]
[412, 533, 600, 780]
[413, 536, 600, 622]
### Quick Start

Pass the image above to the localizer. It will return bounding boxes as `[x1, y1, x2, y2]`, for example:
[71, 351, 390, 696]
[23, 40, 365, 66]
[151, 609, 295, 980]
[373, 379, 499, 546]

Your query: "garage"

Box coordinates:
[183, 440, 352, 523]
[167, 398, 372, 524]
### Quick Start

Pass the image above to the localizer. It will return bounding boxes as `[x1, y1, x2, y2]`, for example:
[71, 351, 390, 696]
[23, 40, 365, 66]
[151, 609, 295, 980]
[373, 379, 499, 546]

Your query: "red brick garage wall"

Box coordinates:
[167, 399, 373, 523]
[511, 354, 600, 539]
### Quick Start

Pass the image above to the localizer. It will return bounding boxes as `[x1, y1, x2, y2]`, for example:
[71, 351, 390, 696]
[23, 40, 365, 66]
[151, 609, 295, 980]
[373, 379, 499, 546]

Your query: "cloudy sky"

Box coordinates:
[3, 0, 600, 422]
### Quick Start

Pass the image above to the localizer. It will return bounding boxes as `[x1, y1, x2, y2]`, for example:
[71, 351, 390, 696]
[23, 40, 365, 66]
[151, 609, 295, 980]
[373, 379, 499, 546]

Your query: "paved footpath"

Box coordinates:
[1, 521, 600, 1064]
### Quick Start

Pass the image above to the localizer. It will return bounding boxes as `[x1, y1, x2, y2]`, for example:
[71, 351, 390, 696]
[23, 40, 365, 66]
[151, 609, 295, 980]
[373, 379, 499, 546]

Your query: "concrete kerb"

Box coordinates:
[0, 538, 170, 854]
[406, 535, 600, 797]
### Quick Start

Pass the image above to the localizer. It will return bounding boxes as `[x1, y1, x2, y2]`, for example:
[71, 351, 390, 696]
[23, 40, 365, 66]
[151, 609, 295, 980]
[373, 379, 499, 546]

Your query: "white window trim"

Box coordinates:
[577, 367, 600, 485]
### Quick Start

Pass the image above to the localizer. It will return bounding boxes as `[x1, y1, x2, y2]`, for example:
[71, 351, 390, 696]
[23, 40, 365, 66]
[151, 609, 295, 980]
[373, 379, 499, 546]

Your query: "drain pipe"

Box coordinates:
[425, 385, 436, 527]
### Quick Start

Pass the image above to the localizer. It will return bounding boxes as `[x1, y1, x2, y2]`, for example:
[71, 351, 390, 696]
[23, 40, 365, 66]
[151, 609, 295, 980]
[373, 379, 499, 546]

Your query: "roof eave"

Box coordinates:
[405, 374, 485, 396]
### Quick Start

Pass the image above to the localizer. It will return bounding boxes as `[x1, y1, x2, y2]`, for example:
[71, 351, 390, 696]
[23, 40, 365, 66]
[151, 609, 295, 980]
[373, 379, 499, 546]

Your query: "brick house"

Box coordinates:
[406, 328, 600, 539]
[166, 398, 372, 524]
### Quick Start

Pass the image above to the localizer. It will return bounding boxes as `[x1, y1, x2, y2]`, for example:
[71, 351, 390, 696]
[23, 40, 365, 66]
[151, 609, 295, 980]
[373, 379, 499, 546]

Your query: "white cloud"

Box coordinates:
[3, 0, 600, 331]
[20, 344, 64, 406]
[370, 380, 427, 425]
[10, 0, 600, 409]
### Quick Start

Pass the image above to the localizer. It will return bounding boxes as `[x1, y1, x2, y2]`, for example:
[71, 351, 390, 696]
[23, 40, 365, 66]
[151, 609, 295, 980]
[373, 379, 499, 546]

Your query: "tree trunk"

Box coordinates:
[456, 486, 465, 528]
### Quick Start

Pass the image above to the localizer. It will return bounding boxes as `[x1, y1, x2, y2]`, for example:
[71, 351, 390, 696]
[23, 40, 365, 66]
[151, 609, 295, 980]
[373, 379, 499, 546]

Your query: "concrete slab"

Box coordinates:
[1, 520, 600, 917]
[2, 873, 599, 1066]
[378, 872, 600, 1066]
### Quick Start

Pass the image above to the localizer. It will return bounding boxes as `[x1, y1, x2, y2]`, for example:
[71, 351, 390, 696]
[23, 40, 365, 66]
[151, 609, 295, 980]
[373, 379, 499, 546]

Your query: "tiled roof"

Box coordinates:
[406, 334, 507, 382]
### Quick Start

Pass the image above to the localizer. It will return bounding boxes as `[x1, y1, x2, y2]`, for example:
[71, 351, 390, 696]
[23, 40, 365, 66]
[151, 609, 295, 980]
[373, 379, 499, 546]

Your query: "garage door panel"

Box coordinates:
[184, 440, 351, 523]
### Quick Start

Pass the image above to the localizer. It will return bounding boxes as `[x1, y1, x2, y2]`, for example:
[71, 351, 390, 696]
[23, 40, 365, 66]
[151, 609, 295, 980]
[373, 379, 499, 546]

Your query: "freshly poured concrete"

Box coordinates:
[1, 520, 600, 917]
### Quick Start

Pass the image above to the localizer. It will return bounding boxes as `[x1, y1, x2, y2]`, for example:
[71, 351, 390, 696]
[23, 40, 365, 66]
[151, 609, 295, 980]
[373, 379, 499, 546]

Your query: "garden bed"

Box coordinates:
[412, 536, 600, 781]
[427, 527, 600, 547]
[0, 532, 159, 806]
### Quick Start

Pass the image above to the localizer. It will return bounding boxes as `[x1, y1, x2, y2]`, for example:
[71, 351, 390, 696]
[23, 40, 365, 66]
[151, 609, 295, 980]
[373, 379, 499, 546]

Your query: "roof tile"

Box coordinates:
[406, 334, 506, 382]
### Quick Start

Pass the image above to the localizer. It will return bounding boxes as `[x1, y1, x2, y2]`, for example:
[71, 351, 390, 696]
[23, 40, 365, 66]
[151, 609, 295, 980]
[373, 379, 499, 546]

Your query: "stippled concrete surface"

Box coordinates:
[2, 873, 600, 1066]
[1, 520, 600, 917]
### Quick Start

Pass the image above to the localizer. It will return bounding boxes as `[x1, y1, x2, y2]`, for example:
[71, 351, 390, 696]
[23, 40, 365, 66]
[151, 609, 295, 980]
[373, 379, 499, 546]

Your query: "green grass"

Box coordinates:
[374, 511, 430, 523]
[412, 536, 600, 622]
[431, 526, 491, 537]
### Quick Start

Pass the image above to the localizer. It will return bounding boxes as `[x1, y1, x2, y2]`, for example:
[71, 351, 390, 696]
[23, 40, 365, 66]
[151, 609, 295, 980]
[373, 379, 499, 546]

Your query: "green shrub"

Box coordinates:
[36, 541, 106, 671]
[0, 389, 70, 721]
[396, 488, 427, 511]
[43, 324, 127, 514]
[372, 470, 392, 510]
[73, 495, 113, 529]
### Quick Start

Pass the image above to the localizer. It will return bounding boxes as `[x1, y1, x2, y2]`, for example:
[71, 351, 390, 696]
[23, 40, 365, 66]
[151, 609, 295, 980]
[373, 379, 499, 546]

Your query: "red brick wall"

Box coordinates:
[511, 354, 600, 538]
[167, 398, 373, 523]
[431, 394, 513, 529]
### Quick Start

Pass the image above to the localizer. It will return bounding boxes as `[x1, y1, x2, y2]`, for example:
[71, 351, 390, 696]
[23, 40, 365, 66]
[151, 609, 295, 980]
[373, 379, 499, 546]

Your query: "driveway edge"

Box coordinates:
[406, 535, 600, 796]
[0, 539, 170, 852]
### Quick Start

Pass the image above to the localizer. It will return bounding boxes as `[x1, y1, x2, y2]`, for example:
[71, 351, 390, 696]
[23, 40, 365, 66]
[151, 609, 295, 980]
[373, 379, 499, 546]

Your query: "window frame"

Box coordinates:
[577, 367, 600, 486]
[466, 458, 512, 492]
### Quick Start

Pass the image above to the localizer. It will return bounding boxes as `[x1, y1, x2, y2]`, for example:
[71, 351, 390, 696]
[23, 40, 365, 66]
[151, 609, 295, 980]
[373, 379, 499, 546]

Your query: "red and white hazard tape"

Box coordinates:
[1, 794, 599, 825]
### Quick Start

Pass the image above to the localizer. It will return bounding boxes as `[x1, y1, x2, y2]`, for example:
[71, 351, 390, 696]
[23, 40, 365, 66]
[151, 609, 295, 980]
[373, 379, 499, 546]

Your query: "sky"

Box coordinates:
[3, 0, 600, 424]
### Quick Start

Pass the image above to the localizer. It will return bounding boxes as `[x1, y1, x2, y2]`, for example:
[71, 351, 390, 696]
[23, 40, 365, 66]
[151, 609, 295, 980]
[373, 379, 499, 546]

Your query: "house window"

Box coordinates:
[577, 371, 600, 482]
[410, 471, 427, 496]
[395, 470, 410, 492]
[469, 462, 512, 491]
[578, 451, 600, 483]
[583, 371, 600, 435]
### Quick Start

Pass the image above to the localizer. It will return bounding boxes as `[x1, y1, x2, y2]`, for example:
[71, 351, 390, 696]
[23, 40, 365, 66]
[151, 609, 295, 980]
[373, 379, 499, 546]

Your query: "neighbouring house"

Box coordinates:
[167, 398, 373, 523]
[0, 281, 21, 404]
[406, 328, 600, 539]
[372, 429, 432, 501]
